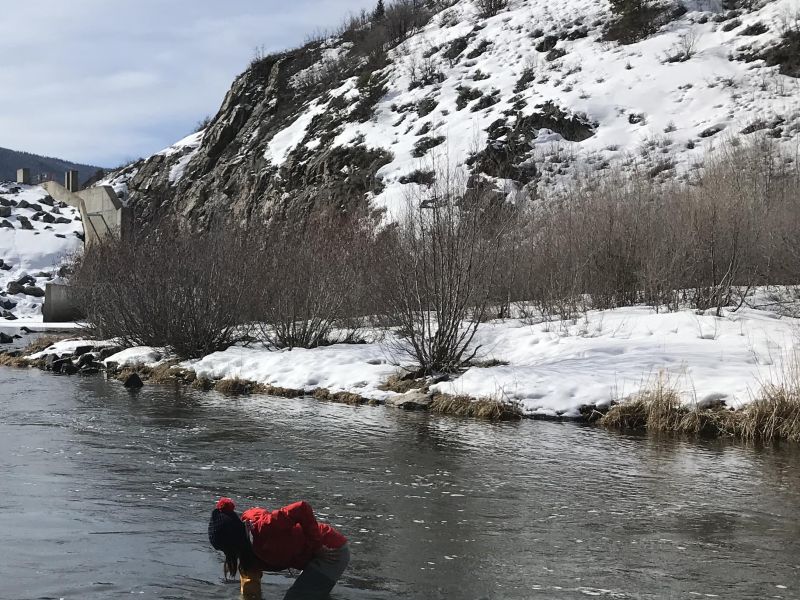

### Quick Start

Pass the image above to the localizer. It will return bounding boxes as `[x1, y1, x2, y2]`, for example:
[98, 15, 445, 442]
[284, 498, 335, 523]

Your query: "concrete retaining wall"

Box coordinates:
[42, 283, 85, 323]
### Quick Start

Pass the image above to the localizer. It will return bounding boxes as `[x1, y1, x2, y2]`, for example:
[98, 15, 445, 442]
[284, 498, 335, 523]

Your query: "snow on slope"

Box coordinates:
[0, 182, 83, 321]
[270, 0, 800, 215]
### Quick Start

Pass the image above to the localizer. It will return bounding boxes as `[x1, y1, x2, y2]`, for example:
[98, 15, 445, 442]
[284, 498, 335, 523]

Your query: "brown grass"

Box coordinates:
[600, 371, 800, 442]
[0, 353, 29, 368]
[215, 377, 256, 396]
[430, 394, 522, 421]
[113, 361, 184, 384]
[22, 334, 72, 355]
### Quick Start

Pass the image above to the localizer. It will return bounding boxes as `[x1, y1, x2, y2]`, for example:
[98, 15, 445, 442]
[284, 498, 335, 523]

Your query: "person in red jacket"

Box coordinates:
[208, 497, 349, 599]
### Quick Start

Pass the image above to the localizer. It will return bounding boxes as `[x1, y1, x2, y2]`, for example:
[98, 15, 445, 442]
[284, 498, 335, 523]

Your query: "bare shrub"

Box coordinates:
[512, 136, 800, 317]
[252, 212, 378, 349]
[377, 165, 513, 374]
[70, 220, 255, 359]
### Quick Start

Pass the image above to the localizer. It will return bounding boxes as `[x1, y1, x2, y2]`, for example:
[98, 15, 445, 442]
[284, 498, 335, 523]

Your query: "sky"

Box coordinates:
[0, 0, 376, 167]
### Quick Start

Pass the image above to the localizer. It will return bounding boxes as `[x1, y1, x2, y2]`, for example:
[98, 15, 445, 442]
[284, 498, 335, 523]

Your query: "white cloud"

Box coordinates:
[0, 0, 375, 166]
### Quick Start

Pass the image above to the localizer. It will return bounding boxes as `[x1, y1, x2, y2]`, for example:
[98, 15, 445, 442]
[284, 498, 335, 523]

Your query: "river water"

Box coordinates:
[1, 367, 799, 600]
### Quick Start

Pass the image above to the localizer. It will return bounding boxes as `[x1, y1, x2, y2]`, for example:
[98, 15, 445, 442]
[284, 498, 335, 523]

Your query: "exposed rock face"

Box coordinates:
[123, 49, 391, 230]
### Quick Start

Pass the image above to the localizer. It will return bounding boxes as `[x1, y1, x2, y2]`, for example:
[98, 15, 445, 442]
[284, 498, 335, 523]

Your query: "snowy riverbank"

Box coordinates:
[20, 303, 798, 419]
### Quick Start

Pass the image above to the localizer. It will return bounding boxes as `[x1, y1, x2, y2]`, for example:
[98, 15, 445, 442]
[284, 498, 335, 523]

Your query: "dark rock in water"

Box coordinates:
[73, 345, 95, 357]
[105, 361, 119, 373]
[77, 353, 97, 368]
[79, 361, 104, 375]
[51, 357, 74, 374]
[0, 332, 13, 344]
[22, 286, 45, 298]
[62, 362, 79, 375]
[20, 326, 33, 334]
[123, 373, 144, 389]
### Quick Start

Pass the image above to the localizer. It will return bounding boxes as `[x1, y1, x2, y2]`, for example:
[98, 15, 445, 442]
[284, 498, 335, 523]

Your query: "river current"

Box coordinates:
[1, 367, 798, 599]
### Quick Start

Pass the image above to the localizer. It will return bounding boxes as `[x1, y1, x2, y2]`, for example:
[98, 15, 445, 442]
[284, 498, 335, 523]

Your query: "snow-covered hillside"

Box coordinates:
[0, 182, 83, 321]
[116, 0, 800, 225]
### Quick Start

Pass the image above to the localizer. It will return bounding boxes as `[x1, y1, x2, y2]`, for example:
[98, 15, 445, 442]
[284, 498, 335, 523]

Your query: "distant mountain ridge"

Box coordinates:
[0, 146, 103, 187]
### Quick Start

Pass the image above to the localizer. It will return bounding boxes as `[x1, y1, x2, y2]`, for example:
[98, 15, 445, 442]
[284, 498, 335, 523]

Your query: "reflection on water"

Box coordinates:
[1, 368, 799, 599]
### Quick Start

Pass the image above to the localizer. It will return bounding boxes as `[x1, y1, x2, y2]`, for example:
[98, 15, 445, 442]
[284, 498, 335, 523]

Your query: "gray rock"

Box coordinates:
[3, 311, 18, 320]
[0, 332, 13, 344]
[386, 390, 432, 410]
[16, 216, 33, 230]
[22, 286, 45, 297]
[39, 195, 55, 207]
[16, 200, 30, 209]
[0, 207, 10, 218]
[73, 345, 95, 357]
[41, 212, 56, 224]
[0, 260, 11, 271]
[62, 362, 79, 375]
[0, 299, 17, 310]
[0, 220, 13, 229]
[15, 275, 35, 286]
[696, 393, 728, 410]
[6, 282, 23, 295]
[54, 217, 72, 224]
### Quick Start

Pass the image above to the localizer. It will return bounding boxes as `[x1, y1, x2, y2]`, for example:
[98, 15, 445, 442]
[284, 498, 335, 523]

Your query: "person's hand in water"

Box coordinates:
[315, 545, 341, 563]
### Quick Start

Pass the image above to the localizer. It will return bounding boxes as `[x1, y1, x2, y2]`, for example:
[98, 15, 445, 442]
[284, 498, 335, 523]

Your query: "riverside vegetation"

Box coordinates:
[0, 138, 781, 439]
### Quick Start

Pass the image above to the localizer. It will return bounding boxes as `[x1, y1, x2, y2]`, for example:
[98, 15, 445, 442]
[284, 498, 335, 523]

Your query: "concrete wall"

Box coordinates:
[42, 283, 85, 323]
[42, 181, 132, 246]
[16, 168, 30, 184]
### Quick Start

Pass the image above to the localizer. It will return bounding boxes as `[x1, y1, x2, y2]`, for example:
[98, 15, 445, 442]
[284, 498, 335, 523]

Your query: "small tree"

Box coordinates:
[374, 0, 386, 20]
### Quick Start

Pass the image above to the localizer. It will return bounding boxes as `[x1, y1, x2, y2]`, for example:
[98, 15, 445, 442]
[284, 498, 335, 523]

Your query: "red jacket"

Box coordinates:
[241, 501, 347, 571]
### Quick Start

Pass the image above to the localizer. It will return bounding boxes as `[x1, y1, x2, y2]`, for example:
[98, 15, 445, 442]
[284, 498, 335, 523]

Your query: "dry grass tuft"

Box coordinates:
[737, 383, 800, 443]
[20, 335, 71, 356]
[0, 352, 29, 368]
[601, 370, 800, 442]
[430, 394, 522, 421]
[215, 377, 256, 395]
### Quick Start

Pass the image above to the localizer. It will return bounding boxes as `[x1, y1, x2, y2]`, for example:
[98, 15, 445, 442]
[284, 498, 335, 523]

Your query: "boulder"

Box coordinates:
[79, 362, 104, 375]
[29, 203, 42, 212]
[0, 299, 17, 310]
[16, 200, 30, 209]
[77, 352, 97, 368]
[3, 311, 18, 320]
[0, 260, 11, 272]
[22, 286, 45, 297]
[0, 220, 13, 229]
[386, 390, 432, 410]
[97, 346, 124, 361]
[696, 393, 728, 410]
[15, 275, 35, 286]
[54, 217, 72, 225]
[73, 345, 95, 357]
[16, 216, 33, 230]
[51, 357, 74, 374]
[0, 332, 13, 344]
[0, 207, 10, 218]
[6, 282, 23, 295]
[62, 362, 79, 375]
[39, 195, 55, 207]
[123, 373, 144, 389]
[41, 212, 56, 224]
